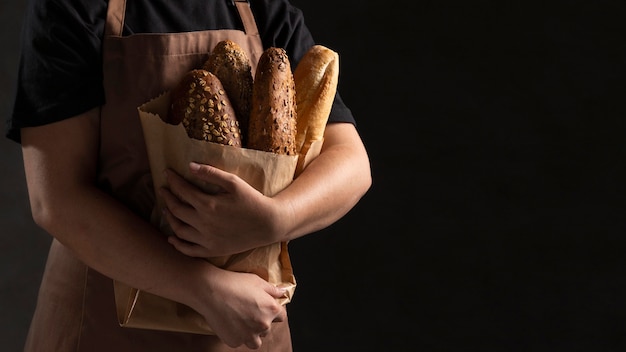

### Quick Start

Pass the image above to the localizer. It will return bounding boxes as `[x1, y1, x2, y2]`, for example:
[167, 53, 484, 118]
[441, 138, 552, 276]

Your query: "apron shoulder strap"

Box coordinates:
[233, 0, 260, 36]
[105, 0, 126, 37]
[105, 0, 260, 38]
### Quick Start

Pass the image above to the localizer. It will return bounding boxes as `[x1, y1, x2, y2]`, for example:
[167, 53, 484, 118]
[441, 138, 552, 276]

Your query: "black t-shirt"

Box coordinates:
[6, 0, 354, 143]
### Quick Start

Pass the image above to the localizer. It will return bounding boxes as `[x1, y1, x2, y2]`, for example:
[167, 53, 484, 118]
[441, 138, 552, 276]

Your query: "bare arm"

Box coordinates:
[21, 108, 286, 349]
[163, 122, 372, 257]
[275, 122, 372, 239]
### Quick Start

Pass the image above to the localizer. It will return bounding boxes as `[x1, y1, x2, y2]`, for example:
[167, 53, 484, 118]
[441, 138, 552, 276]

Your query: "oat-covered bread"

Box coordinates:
[168, 69, 242, 147]
[248, 47, 297, 155]
[202, 40, 253, 145]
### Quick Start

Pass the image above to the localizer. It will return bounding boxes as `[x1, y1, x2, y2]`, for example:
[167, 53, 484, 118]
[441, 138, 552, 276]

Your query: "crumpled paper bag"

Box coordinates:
[114, 91, 299, 335]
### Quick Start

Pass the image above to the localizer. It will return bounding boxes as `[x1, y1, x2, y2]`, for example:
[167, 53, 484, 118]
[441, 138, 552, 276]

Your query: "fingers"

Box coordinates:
[160, 189, 197, 233]
[161, 170, 198, 217]
[162, 168, 224, 225]
[245, 326, 274, 349]
[272, 307, 287, 323]
[268, 285, 289, 299]
[162, 166, 228, 215]
[189, 162, 236, 193]
[162, 206, 216, 257]
[161, 169, 216, 232]
[162, 169, 201, 207]
[245, 336, 263, 350]
[161, 203, 188, 228]
[167, 235, 212, 258]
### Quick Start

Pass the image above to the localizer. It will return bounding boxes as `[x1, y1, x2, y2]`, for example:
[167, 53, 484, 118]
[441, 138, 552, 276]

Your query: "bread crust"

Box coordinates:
[168, 69, 242, 147]
[293, 45, 339, 153]
[248, 47, 297, 155]
[203, 40, 253, 145]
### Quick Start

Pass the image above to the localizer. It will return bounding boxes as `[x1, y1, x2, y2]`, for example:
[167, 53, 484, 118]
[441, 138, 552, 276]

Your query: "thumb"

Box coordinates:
[188, 162, 232, 193]
[267, 284, 289, 299]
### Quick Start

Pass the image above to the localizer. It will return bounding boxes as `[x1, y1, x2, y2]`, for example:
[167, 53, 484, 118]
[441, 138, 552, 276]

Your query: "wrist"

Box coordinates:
[269, 196, 296, 242]
[177, 259, 221, 312]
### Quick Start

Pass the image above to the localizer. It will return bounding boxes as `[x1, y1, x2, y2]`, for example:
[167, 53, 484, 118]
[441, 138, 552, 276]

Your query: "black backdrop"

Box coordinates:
[2, 1, 626, 351]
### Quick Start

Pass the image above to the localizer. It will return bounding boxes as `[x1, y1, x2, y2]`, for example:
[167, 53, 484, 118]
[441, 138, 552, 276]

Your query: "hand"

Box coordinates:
[160, 162, 292, 257]
[197, 265, 288, 349]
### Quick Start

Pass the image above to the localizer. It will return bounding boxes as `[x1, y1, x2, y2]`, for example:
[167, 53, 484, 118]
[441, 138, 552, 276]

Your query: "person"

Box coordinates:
[6, 0, 372, 351]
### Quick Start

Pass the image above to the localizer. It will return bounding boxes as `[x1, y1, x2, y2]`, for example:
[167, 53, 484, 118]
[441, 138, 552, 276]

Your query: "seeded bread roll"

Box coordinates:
[168, 69, 242, 147]
[248, 47, 297, 155]
[293, 45, 339, 153]
[202, 40, 253, 145]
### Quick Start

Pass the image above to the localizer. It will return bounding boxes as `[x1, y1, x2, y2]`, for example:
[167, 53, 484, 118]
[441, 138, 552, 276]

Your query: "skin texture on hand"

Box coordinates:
[160, 162, 284, 257]
[196, 267, 288, 349]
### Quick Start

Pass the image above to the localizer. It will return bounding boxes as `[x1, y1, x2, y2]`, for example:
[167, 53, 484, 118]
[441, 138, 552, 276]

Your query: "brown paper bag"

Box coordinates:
[114, 92, 299, 335]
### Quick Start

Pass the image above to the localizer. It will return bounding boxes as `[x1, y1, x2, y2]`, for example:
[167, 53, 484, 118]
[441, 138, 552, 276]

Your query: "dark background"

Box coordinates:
[2, 0, 626, 351]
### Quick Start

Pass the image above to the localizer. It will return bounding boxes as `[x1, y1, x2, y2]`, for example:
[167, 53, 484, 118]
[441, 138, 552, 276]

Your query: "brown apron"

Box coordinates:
[24, 1, 292, 351]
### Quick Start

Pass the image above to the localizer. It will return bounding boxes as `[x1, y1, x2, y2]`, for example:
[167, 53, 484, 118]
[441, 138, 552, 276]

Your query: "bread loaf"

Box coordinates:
[202, 40, 253, 145]
[293, 45, 339, 153]
[248, 47, 297, 155]
[168, 69, 242, 147]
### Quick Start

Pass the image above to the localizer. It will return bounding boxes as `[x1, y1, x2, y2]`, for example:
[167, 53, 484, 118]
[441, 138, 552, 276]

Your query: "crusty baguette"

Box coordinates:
[202, 40, 253, 145]
[248, 47, 297, 155]
[168, 69, 242, 147]
[293, 45, 339, 153]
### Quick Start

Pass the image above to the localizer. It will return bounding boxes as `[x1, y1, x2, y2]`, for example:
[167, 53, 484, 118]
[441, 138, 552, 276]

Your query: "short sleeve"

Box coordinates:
[254, 0, 356, 126]
[6, 0, 108, 143]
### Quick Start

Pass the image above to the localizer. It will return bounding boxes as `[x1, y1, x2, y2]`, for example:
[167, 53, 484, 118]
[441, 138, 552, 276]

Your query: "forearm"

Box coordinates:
[20, 110, 213, 312]
[274, 123, 372, 241]
[35, 183, 210, 303]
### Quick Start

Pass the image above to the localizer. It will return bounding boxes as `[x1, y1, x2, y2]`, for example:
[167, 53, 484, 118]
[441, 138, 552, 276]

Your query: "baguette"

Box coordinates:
[167, 69, 242, 147]
[202, 40, 254, 145]
[293, 45, 339, 154]
[248, 47, 297, 155]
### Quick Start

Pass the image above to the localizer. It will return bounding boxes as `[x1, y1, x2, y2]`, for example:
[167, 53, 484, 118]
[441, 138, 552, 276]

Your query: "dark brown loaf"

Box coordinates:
[202, 40, 253, 145]
[168, 69, 242, 147]
[248, 47, 297, 155]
